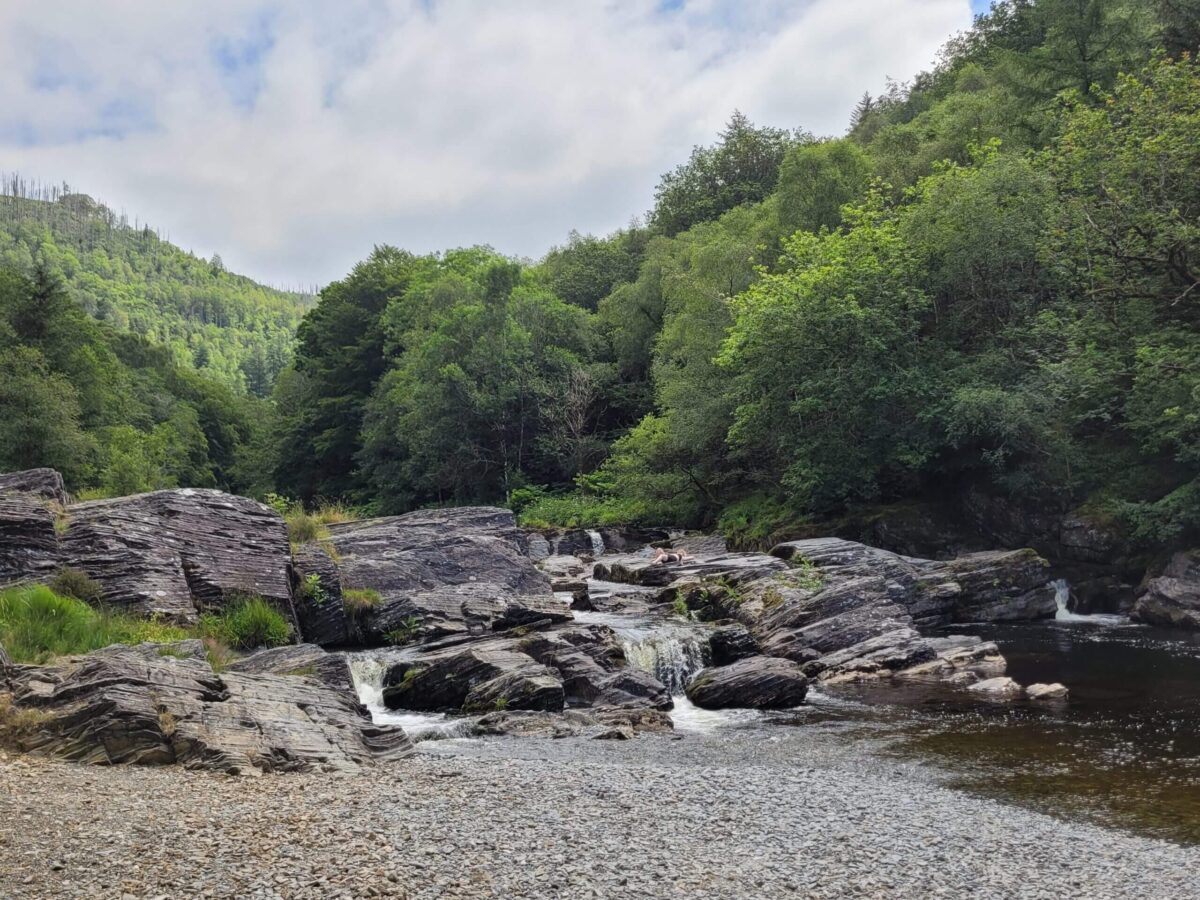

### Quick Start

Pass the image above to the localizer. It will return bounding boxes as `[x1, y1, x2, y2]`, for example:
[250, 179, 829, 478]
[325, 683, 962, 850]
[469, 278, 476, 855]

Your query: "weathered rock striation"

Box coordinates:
[290, 543, 350, 646]
[685, 656, 809, 709]
[3, 645, 410, 774]
[58, 489, 294, 625]
[328, 507, 565, 643]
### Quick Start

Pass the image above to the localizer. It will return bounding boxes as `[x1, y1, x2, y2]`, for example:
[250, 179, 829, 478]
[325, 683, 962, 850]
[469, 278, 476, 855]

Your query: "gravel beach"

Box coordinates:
[1, 725, 1197, 900]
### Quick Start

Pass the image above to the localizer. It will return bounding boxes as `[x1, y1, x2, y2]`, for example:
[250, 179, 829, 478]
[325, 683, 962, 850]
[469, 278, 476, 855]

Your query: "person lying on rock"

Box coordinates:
[650, 546, 693, 566]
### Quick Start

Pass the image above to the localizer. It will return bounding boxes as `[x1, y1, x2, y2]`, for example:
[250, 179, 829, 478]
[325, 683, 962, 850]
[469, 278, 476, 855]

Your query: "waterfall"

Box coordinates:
[586, 529, 605, 557]
[1053, 578, 1072, 619]
[621, 632, 709, 694]
[348, 651, 474, 742]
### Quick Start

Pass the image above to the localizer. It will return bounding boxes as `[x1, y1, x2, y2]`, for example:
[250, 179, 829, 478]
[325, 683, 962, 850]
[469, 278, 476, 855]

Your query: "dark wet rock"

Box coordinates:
[709, 623, 757, 666]
[58, 489, 294, 626]
[591, 669, 673, 710]
[328, 507, 558, 643]
[382, 642, 565, 713]
[0, 493, 60, 586]
[0, 468, 68, 505]
[594, 551, 787, 588]
[3, 647, 410, 773]
[291, 543, 349, 647]
[545, 529, 606, 557]
[595, 526, 671, 553]
[936, 550, 1056, 622]
[685, 656, 809, 710]
[1133, 550, 1200, 629]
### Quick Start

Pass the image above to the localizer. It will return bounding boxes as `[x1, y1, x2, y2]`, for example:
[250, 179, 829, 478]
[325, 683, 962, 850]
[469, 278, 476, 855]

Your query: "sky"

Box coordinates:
[0, 1, 982, 287]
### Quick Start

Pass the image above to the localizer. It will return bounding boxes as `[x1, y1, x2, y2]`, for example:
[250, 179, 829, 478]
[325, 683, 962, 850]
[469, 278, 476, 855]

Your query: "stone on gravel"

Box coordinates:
[685, 656, 809, 709]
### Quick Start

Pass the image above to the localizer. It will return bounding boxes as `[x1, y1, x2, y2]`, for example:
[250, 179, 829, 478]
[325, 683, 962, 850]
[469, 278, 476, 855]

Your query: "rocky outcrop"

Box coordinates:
[225, 643, 358, 698]
[381, 623, 671, 714]
[291, 544, 349, 646]
[3, 646, 410, 773]
[594, 551, 787, 588]
[935, 550, 1057, 622]
[0, 468, 68, 505]
[1133, 550, 1200, 629]
[685, 657, 809, 709]
[328, 507, 563, 643]
[709, 623, 758, 666]
[0, 493, 60, 586]
[58, 489, 294, 625]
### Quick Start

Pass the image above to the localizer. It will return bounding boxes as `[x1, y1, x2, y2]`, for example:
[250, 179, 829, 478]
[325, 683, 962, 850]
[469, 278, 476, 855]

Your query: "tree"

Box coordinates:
[775, 139, 872, 235]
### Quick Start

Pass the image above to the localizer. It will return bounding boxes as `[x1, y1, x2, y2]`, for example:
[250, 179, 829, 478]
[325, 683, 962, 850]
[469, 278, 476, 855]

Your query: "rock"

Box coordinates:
[0, 468, 68, 505]
[58, 489, 295, 626]
[1026, 682, 1069, 700]
[892, 636, 1006, 685]
[935, 550, 1057, 622]
[225, 643, 357, 698]
[709, 623, 758, 666]
[593, 726, 633, 740]
[1058, 514, 1123, 564]
[0, 493, 60, 586]
[594, 551, 787, 588]
[291, 544, 349, 646]
[1133, 550, 1200, 629]
[685, 656, 808, 709]
[382, 642, 565, 713]
[328, 507, 562, 642]
[3, 646, 410, 773]
[595, 527, 671, 553]
[538, 554, 588, 579]
[517, 626, 671, 710]
[967, 676, 1024, 700]
[469, 706, 672, 738]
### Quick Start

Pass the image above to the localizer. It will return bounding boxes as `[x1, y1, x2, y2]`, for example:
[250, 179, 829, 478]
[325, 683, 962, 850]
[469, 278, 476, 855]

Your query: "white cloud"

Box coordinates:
[0, 0, 972, 286]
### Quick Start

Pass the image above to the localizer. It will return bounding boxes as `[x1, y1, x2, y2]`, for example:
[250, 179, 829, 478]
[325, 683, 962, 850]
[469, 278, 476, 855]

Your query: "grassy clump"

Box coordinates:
[0, 585, 189, 664]
[199, 595, 292, 651]
[343, 587, 382, 618]
[267, 493, 358, 550]
[48, 568, 104, 605]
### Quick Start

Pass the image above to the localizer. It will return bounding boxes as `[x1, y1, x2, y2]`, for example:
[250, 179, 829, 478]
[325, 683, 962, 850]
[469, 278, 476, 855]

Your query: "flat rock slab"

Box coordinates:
[594, 552, 787, 588]
[4, 647, 410, 774]
[329, 507, 559, 642]
[58, 489, 294, 625]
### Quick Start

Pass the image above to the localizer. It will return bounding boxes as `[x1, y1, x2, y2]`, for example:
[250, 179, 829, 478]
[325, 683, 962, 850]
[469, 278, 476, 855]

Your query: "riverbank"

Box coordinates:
[2, 729, 1197, 900]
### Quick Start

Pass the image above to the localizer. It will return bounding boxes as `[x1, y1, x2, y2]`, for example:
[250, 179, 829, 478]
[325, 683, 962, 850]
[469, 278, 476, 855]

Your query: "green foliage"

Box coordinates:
[198, 595, 292, 651]
[47, 568, 104, 605]
[0, 584, 189, 664]
[299, 573, 327, 606]
[343, 587, 382, 618]
[384, 616, 423, 646]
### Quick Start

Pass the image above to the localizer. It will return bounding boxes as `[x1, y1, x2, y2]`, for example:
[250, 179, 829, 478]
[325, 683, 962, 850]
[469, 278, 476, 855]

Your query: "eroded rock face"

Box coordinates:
[328, 507, 561, 643]
[3, 646, 410, 774]
[709, 623, 758, 666]
[0, 468, 68, 505]
[593, 551, 787, 588]
[0, 493, 60, 586]
[291, 544, 349, 647]
[1133, 551, 1200, 629]
[685, 657, 809, 709]
[58, 489, 294, 625]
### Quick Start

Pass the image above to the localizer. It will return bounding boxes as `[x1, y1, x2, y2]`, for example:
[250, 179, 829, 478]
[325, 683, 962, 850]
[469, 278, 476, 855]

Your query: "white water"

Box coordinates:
[620, 630, 709, 695]
[1053, 577, 1130, 626]
[348, 652, 473, 742]
[668, 694, 762, 732]
[586, 529, 605, 557]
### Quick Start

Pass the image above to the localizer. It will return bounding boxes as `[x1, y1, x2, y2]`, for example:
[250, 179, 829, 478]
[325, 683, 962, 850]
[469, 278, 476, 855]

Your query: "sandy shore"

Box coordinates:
[1, 728, 1198, 900]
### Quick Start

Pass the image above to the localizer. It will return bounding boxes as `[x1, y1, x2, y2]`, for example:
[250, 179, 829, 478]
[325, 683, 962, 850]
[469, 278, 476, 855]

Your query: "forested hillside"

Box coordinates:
[0, 181, 313, 396]
[270, 0, 1199, 557]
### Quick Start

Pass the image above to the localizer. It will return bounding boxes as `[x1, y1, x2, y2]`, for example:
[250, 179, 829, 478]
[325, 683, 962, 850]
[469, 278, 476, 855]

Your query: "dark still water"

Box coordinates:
[821, 619, 1200, 844]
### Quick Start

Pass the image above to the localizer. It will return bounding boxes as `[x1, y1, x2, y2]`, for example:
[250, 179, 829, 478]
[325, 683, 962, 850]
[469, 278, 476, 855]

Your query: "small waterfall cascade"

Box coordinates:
[621, 631, 709, 694]
[1054, 578, 1073, 620]
[348, 651, 473, 742]
[586, 529, 605, 557]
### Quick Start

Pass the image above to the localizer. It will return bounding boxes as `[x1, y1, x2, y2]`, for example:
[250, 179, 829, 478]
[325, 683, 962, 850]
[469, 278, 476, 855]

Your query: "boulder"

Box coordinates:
[58, 489, 294, 626]
[935, 550, 1057, 621]
[1026, 682, 1069, 701]
[709, 623, 758, 666]
[382, 643, 565, 713]
[967, 676, 1024, 700]
[0, 468, 68, 505]
[685, 656, 809, 709]
[225, 643, 357, 698]
[1133, 550, 1200, 629]
[328, 507, 561, 642]
[2, 647, 410, 773]
[291, 544, 349, 646]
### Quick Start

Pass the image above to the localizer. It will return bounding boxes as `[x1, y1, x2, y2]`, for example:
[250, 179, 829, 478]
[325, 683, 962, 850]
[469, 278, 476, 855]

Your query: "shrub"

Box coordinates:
[517, 492, 662, 530]
[384, 616, 422, 645]
[199, 595, 292, 650]
[48, 568, 104, 605]
[285, 505, 325, 545]
[298, 572, 327, 606]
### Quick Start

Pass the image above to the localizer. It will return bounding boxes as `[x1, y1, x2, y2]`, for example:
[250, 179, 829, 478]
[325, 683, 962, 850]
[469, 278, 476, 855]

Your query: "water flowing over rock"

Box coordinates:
[57, 489, 295, 625]
[328, 507, 562, 643]
[1132, 550, 1200, 629]
[685, 656, 809, 709]
[3, 646, 411, 773]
